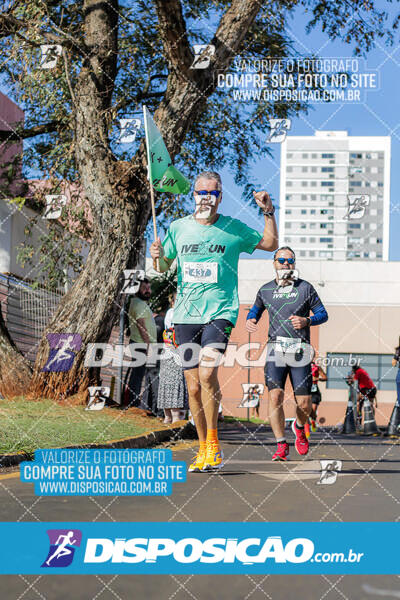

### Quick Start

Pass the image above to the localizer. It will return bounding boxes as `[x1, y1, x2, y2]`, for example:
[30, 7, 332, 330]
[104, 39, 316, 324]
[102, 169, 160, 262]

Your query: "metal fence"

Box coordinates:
[0, 274, 127, 401]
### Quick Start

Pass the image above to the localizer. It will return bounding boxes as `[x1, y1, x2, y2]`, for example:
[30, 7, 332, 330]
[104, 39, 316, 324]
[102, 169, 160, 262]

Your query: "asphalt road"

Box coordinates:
[1, 422, 399, 599]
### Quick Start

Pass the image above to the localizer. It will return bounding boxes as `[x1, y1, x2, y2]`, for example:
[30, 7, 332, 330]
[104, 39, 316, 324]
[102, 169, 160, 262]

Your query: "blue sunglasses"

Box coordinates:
[194, 190, 221, 198]
[276, 257, 295, 265]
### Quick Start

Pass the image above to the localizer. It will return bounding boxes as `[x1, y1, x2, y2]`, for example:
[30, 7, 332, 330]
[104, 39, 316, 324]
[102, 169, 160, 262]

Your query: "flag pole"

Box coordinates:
[149, 183, 160, 271]
[143, 105, 159, 271]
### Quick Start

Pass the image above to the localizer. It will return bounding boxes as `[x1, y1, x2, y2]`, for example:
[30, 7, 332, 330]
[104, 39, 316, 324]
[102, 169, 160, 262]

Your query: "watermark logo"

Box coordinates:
[42, 529, 82, 568]
[43, 194, 67, 220]
[122, 269, 145, 294]
[217, 57, 378, 104]
[343, 194, 370, 220]
[118, 118, 141, 143]
[86, 386, 110, 411]
[239, 383, 264, 408]
[318, 460, 342, 485]
[42, 334, 82, 373]
[40, 45, 62, 69]
[190, 44, 215, 69]
[267, 118, 291, 143]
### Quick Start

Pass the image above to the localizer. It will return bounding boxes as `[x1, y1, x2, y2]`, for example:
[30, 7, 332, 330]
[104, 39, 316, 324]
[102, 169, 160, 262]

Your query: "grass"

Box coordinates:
[0, 398, 161, 455]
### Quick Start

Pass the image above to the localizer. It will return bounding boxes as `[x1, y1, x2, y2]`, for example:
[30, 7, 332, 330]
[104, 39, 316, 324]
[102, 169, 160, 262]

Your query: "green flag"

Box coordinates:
[143, 105, 191, 195]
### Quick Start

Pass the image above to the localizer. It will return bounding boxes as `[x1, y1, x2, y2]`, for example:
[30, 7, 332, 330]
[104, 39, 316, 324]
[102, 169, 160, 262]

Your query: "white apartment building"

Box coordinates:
[279, 130, 391, 260]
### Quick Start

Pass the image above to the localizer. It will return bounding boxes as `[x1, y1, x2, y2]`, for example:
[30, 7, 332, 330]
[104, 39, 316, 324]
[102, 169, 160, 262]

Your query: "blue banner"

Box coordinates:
[0, 522, 397, 574]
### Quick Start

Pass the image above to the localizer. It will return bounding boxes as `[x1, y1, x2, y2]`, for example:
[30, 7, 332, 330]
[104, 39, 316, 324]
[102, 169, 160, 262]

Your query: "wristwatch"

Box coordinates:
[263, 205, 275, 217]
[306, 317, 311, 326]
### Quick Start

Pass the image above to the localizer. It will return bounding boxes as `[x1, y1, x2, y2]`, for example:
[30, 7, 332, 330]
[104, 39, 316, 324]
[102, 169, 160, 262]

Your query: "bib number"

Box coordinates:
[183, 262, 218, 283]
[275, 336, 302, 354]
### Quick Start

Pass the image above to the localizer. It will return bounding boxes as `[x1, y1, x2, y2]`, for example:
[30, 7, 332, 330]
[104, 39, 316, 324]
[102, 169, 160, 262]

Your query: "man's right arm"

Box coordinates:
[150, 227, 177, 273]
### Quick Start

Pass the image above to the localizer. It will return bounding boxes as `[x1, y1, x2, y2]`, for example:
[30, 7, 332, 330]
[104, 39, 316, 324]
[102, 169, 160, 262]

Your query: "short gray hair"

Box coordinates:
[194, 171, 222, 191]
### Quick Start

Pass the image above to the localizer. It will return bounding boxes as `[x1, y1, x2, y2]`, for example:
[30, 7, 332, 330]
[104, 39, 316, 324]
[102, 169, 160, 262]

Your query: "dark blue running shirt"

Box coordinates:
[248, 279, 326, 343]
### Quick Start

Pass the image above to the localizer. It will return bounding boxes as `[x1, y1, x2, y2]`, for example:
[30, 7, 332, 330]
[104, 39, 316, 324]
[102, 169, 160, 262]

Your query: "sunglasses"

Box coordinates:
[276, 257, 295, 265]
[194, 190, 221, 198]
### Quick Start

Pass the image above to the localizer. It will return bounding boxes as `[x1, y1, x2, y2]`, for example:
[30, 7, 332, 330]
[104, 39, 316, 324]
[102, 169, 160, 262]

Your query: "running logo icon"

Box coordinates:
[42, 529, 82, 568]
[42, 334, 82, 372]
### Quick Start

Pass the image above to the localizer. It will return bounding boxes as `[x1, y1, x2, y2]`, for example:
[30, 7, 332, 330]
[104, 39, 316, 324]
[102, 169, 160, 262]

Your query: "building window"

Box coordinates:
[321, 167, 334, 172]
[310, 209, 316, 215]
[300, 250, 306, 257]
[287, 153, 293, 158]
[322, 153, 334, 158]
[286, 223, 292, 229]
[287, 181, 292, 186]
[311, 195, 316, 200]
[310, 237, 316, 242]
[302, 167, 308, 172]
[311, 153, 317, 158]
[301, 182, 307, 187]
[349, 224, 361, 229]
[300, 223, 306, 229]
[350, 153, 362, 159]
[311, 167, 317, 173]
[309, 250, 315, 257]
[285, 209, 292, 214]
[321, 182, 333, 187]
[320, 237, 333, 242]
[287, 166, 293, 172]
[301, 194, 307, 200]
[326, 353, 396, 390]
[300, 237, 306, 243]
[302, 153, 308, 158]
[301, 209, 307, 214]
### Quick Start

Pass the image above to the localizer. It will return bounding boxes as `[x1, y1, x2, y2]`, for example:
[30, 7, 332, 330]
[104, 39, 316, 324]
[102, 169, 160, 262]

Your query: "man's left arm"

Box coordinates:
[253, 191, 278, 252]
[289, 285, 328, 330]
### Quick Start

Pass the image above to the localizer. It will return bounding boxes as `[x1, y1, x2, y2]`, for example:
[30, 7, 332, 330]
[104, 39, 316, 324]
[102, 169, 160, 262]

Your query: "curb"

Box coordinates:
[0, 421, 197, 469]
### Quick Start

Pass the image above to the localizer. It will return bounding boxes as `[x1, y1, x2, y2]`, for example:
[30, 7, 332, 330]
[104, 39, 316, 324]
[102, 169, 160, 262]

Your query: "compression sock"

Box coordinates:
[199, 440, 207, 453]
[206, 428, 219, 444]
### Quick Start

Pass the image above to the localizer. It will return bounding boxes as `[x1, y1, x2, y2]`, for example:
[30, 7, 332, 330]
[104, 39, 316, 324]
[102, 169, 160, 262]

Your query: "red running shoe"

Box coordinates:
[272, 441, 289, 461]
[292, 420, 309, 456]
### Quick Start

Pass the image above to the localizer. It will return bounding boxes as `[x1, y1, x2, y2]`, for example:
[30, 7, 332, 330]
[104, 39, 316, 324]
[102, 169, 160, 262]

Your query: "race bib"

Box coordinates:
[311, 383, 318, 393]
[275, 336, 302, 353]
[183, 262, 218, 283]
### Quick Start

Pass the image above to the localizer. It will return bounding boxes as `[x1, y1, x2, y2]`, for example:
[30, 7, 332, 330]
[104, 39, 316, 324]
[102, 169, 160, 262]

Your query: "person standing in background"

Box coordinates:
[126, 278, 158, 414]
[392, 338, 400, 405]
[157, 292, 188, 423]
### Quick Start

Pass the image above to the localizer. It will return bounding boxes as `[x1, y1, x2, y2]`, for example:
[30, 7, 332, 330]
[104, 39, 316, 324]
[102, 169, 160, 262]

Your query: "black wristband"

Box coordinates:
[263, 205, 275, 217]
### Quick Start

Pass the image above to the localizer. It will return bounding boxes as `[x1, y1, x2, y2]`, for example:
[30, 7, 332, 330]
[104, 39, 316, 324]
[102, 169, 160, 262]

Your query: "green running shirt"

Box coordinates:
[162, 214, 262, 325]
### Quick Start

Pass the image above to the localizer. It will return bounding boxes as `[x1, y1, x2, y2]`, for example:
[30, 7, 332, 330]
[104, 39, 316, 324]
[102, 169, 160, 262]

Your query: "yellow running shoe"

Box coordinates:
[188, 449, 206, 473]
[203, 442, 224, 471]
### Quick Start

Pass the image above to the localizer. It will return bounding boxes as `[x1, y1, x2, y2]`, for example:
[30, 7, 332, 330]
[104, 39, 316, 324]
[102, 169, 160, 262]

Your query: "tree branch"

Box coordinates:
[153, 0, 193, 78]
[0, 121, 60, 141]
[0, 11, 86, 53]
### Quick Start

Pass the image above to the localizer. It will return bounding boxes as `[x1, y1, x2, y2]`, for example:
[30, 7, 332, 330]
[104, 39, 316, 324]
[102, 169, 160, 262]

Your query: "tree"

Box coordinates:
[0, 0, 397, 399]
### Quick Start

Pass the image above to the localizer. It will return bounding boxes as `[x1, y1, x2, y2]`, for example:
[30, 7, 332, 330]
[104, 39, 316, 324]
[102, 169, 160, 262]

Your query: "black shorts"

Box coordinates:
[359, 387, 377, 401]
[174, 319, 233, 371]
[311, 384, 322, 405]
[265, 361, 312, 396]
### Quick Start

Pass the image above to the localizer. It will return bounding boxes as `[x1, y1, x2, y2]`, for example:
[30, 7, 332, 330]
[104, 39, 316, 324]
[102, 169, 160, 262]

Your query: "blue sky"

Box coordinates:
[221, 6, 400, 260]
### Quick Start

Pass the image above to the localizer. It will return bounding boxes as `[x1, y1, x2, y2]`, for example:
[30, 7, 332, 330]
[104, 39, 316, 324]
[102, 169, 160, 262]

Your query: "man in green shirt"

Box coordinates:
[150, 171, 278, 472]
[127, 278, 158, 414]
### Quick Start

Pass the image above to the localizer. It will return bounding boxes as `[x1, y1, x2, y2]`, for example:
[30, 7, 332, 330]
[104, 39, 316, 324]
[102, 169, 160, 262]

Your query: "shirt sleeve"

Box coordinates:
[236, 219, 263, 254]
[162, 223, 177, 260]
[247, 288, 266, 322]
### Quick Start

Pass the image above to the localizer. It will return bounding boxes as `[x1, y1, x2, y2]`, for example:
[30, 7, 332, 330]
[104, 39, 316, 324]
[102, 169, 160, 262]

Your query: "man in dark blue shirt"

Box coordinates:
[246, 246, 328, 461]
